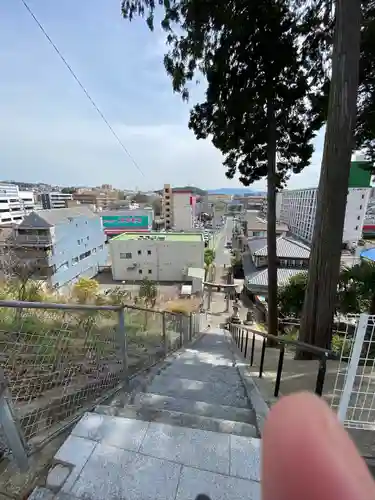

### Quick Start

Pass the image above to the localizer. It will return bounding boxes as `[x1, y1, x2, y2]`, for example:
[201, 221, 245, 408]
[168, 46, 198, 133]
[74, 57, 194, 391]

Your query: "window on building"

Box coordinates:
[138, 250, 141, 255]
[92, 247, 97, 254]
[72, 257, 79, 265]
[355, 225, 359, 231]
[120, 252, 132, 259]
[357, 216, 361, 220]
[148, 269, 152, 274]
[80, 250, 91, 260]
[99, 244, 104, 251]
[87, 236, 89, 240]
[139, 269, 143, 274]
[77, 240, 81, 245]
[362, 194, 365, 199]
[147, 250, 151, 255]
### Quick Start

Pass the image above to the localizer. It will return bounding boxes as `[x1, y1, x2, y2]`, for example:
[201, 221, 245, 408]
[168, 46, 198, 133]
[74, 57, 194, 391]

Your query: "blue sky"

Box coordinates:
[0, 0, 324, 191]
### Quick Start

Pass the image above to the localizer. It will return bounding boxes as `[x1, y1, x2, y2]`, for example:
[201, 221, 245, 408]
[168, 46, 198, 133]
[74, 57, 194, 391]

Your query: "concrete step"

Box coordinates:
[161, 361, 240, 384]
[148, 374, 249, 408]
[134, 392, 256, 425]
[95, 404, 259, 438]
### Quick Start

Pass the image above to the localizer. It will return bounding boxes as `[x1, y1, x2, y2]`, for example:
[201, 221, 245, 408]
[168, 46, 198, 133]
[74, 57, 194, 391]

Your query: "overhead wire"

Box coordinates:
[20, 0, 145, 177]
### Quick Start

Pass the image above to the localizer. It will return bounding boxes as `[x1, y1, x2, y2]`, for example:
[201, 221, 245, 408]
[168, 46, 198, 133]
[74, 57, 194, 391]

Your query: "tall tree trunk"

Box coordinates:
[267, 99, 278, 339]
[370, 293, 375, 315]
[298, 0, 361, 358]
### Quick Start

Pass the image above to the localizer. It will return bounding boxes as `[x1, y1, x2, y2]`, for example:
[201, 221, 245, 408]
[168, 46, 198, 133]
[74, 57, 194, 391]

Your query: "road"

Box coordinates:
[214, 216, 234, 267]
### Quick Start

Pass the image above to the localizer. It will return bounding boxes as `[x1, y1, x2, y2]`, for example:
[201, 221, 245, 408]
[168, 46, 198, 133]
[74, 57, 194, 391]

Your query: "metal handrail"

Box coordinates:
[0, 300, 190, 317]
[0, 299, 123, 312]
[228, 323, 335, 398]
[237, 324, 335, 357]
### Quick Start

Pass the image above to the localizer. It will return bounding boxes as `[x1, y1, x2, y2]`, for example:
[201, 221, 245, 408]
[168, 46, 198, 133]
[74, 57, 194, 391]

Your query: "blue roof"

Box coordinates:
[360, 248, 375, 261]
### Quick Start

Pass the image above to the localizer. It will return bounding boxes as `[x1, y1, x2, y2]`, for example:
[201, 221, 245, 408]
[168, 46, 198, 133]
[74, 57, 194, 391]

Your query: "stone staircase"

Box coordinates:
[30, 328, 262, 500]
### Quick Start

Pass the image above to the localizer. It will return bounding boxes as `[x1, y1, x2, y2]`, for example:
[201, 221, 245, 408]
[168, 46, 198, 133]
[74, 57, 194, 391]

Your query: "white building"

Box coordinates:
[0, 184, 35, 225]
[162, 185, 196, 230]
[41, 191, 73, 209]
[278, 187, 370, 245]
[172, 190, 196, 230]
[110, 232, 204, 282]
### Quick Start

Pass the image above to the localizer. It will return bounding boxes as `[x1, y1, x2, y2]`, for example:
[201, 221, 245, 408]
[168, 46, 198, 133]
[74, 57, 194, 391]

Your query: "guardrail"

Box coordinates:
[228, 323, 336, 398]
[0, 300, 201, 469]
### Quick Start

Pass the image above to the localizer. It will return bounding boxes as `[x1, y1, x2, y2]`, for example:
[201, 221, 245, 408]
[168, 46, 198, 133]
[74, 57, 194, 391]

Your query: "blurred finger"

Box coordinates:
[262, 392, 375, 500]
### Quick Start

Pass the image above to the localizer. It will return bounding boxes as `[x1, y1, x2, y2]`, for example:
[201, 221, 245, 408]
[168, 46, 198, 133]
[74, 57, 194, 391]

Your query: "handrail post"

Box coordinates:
[250, 331, 256, 366]
[244, 331, 249, 358]
[274, 345, 285, 397]
[315, 354, 327, 396]
[0, 369, 29, 471]
[259, 337, 266, 378]
[162, 311, 168, 355]
[241, 329, 245, 352]
[118, 308, 129, 390]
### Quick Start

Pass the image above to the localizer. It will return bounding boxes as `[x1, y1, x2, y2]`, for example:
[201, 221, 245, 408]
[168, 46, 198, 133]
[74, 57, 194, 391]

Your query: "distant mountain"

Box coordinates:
[207, 188, 266, 196]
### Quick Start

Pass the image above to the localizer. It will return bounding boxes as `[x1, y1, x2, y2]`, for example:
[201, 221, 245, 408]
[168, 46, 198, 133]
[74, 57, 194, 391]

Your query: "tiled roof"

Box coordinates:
[20, 206, 97, 228]
[252, 236, 310, 259]
[246, 268, 307, 288]
[247, 237, 268, 254]
[245, 214, 288, 231]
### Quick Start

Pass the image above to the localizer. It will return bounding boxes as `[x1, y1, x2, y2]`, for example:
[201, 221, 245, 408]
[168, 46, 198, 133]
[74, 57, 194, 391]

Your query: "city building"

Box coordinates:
[244, 235, 310, 297]
[162, 184, 172, 229]
[41, 191, 73, 209]
[162, 185, 197, 230]
[11, 206, 107, 289]
[278, 155, 372, 245]
[100, 209, 154, 238]
[278, 187, 369, 246]
[0, 184, 35, 225]
[234, 195, 266, 210]
[110, 232, 204, 282]
[73, 189, 120, 210]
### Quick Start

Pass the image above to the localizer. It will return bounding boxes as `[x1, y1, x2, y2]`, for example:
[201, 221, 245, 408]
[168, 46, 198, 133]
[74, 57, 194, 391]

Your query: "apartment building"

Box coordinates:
[162, 185, 196, 230]
[73, 189, 120, 210]
[12, 206, 107, 289]
[279, 187, 370, 245]
[110, 232, 204, 282]
[41, 191, 73, 209]
[0, 184, 35, 225]
[162, 184, 172, 229]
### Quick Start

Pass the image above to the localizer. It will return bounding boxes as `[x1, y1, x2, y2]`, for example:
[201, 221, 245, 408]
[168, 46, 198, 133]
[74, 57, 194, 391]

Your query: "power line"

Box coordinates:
[20, 0, 145, 177]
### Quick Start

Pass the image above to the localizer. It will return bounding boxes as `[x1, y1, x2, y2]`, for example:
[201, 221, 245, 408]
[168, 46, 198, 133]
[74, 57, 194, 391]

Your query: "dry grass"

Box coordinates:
[163, 298, 201, 314]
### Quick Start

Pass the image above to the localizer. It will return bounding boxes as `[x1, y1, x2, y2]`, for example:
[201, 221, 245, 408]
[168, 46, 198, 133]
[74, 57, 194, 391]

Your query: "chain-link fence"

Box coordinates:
[0, 300, 201, 470]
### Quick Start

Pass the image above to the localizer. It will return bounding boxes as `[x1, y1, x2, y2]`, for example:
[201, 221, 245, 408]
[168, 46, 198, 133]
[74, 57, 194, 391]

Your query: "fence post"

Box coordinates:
[315, 355, 327, 396]
[162, 311, 168, 355]
[189, 314, 193, 341]
[274, 345, 285, 397]
[259, 337, 266, 378]
[0, 369, 29, 471]
[337, 313, 368, 423]
[117, 308, 129, 390]
[250, 332, 256, 366]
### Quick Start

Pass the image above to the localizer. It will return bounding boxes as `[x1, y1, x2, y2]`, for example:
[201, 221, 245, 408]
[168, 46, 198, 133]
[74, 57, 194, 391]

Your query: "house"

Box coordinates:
[244, 235, 310, 297]
[110, 232, 204, 282]
[11, 206, 107, 290]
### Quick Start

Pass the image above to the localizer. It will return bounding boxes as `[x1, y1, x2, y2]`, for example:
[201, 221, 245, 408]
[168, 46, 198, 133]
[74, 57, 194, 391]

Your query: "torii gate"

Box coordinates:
[203, 281, 238, 312]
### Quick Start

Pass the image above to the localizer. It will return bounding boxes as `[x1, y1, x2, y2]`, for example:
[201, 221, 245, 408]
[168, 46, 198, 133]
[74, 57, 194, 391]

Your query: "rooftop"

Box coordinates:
[245, 214, 288, 231]
[248, 235, 310, 259]
[19, 206, 98, 228]
[246, 268, 307, 289]
[112, 232, 203, 242]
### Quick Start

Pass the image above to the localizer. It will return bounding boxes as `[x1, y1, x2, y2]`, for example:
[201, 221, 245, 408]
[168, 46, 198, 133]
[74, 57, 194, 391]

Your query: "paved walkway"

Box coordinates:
[31, 329, 261, 500]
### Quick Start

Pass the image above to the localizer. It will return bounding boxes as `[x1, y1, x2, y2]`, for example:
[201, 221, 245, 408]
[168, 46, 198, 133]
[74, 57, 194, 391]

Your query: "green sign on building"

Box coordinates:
[348, 159, 372, 188]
